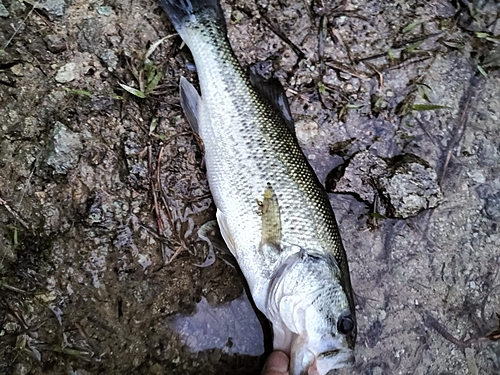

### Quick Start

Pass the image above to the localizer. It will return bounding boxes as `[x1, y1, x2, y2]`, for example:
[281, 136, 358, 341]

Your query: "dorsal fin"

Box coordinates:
[249, 64, 295, 136]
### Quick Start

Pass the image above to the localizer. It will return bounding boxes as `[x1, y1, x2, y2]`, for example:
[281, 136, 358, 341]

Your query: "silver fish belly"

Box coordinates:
[159, 1, 357, 373]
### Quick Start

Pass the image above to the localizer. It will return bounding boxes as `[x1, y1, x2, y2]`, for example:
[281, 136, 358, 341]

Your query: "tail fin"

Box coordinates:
[159, 0, 226, 33]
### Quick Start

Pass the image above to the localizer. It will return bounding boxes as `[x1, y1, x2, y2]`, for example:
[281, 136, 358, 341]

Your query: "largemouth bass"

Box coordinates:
[158, 1, 357, 373]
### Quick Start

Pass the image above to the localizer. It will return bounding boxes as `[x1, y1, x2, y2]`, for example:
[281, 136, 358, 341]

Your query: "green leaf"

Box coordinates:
[477, 64, 488, 77]
[442, 40, 464, 50]
[416, 84, 432, 102]
[403, 21, 423, 34]
[119, 83, 146, 98]
[412, 104, 448, 111]
[405, 40, 423, 53]
[476, 32, 500, 42]
[346, 104, 363, 109]
[13, 228, 18, 246]
[476, 32, 490, 39]
[145, 62, 156, 84]
[399, 132, 414, 140]
[317, 81, 327, 96]
[145, 70, 163, 95]
[149, 117, 158, 135]
[368, 212, 386, 219]
[65, 88, 92, 97]
[373, 97, 385, 108]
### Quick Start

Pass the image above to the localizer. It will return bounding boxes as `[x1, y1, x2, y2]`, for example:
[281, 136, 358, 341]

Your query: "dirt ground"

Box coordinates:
[1, 0, 499, 374]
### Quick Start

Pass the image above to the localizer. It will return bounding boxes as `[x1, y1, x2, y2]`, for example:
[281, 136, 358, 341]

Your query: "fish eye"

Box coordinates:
[337, 312, 354, 335]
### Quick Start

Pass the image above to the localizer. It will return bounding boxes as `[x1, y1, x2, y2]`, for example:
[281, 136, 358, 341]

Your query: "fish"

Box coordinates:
[158, 0, 357, 373]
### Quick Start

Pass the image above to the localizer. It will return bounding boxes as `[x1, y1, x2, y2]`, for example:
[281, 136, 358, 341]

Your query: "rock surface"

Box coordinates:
[329, 151, 443, 218]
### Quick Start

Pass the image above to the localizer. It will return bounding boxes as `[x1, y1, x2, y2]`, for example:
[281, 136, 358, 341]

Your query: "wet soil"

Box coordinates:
[1, 0, 500, 374]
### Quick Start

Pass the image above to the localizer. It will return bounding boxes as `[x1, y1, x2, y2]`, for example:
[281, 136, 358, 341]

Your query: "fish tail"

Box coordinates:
[159, 0, 226, 34]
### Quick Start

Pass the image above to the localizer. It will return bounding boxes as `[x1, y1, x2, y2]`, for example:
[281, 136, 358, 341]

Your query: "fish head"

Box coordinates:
[267, 250, 356, 375]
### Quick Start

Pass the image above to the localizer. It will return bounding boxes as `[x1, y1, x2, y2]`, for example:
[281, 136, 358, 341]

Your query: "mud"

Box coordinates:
[1, 0, 499, 374]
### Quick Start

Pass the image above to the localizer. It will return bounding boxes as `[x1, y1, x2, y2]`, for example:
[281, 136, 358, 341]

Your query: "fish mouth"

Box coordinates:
[314, 348, 355, 375]
[290, 336, 354, 375]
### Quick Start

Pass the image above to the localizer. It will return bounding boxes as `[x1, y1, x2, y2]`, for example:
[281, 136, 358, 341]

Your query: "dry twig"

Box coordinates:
[424, 311, 500, 349]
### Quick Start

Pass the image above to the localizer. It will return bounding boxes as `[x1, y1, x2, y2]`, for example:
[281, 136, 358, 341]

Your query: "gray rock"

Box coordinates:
[331, 151, 443, 218]
[377, 154, 444, 218]
[13, 363, 30, 375]
[0, 1, 9, 17]
[330, 151, 386, 203]
[77, 19, 102, 53]
[44, 34, 67, 54]
[96, 6, 112, 16]
[36, 0, 67, 20]
[483, 191, 500, 222]
[98, 49, 118, 70]
[45, 122, 83, 174]
[55, 62, 77, 83]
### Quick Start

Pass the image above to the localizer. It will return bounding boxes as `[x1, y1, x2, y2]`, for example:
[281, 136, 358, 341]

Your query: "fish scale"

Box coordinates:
[159, 1, 356, 373]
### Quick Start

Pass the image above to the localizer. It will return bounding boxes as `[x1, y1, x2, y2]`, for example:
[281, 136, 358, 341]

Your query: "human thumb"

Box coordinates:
[261, 351, 289, 375]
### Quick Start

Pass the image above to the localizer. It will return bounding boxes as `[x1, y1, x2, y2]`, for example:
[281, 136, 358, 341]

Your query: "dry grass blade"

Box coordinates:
[325, 61, 370, 80]
[0, 198, 29, 229]
[1, 2, 39, 52]
[144, 35, 177, 60]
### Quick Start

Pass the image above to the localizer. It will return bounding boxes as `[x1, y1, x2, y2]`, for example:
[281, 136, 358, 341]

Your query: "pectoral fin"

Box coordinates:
[260, 183, 282, 253]
[179, 76, 202, 134]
